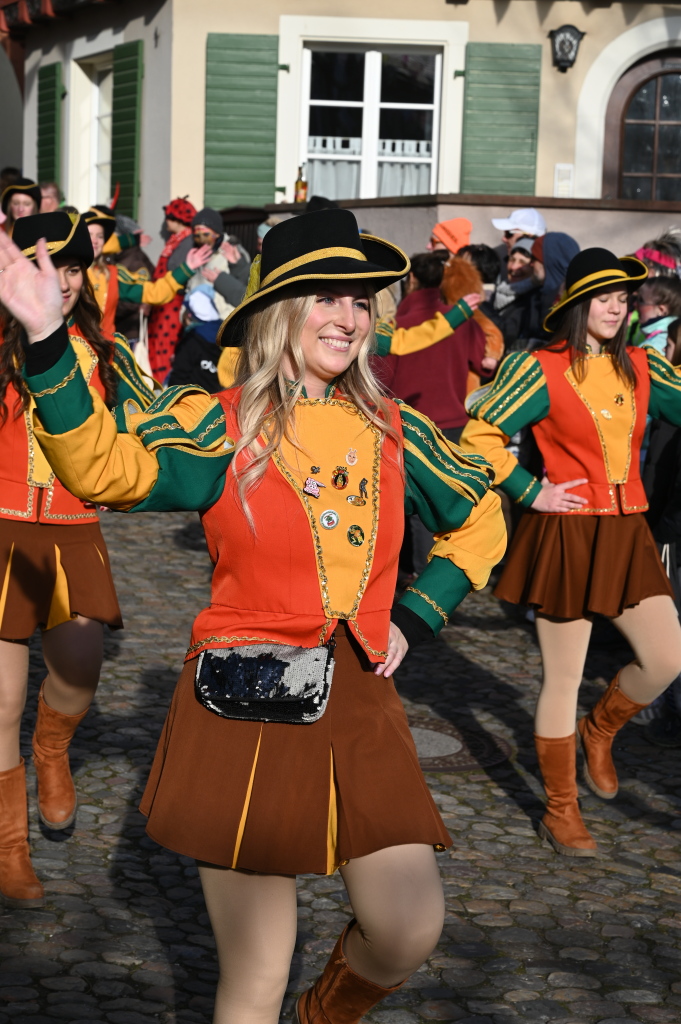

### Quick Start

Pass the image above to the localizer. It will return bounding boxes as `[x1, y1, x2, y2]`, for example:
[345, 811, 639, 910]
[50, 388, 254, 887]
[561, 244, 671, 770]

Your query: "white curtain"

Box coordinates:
[377, 162, 431, 197]
[307, 160, 360, 201]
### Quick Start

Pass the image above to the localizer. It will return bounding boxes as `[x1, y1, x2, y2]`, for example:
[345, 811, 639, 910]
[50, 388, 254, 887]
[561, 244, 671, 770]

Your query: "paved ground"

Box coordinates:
[2, 509, 681, 1024]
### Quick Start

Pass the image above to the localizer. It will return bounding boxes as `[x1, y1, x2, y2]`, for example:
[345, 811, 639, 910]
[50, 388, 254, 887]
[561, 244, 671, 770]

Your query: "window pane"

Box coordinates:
[380, 53, 435, 104]
[310, 52, 364, 102]
[307, 159, 360, 201]
[658, 124, 681, 173]
[310, 106, 362, 138]
[626, 78, 657, 121]
[656, 177, 681, 201]
[379, 108, 433, 143]
[378, 161, 431, 197]
[621, 176, 652, 200]
[659, 74, 681, 121]
[622, 122, 655, 174]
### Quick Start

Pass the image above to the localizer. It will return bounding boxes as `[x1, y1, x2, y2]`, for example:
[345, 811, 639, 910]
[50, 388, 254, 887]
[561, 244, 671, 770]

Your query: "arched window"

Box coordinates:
[602, 51, 681, 201]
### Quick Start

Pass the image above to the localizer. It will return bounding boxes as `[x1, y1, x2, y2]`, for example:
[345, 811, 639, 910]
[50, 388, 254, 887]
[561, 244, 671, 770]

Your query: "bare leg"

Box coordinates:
[41, 615, 103, 714]
[198, 865, 297, 1024]
[340, 843, 445, 987]
[534, 616, 593, 737]
[0, 639, 29, 772]
[613, 595, 681, 704]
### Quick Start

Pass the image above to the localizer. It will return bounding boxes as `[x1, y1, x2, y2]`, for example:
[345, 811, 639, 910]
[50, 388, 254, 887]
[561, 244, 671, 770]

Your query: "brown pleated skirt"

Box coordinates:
[0, 518, 123, 640]
[495, 511, 673, 620]
[140, 623, 452, 874]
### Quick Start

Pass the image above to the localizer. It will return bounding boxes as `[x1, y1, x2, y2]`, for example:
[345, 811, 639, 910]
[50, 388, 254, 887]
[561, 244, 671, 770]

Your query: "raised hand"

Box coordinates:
[463, 292, 481, 311]
[186, 244, 213, 271]
[531, 476, 589, 513]
[0, 233, 63, 343]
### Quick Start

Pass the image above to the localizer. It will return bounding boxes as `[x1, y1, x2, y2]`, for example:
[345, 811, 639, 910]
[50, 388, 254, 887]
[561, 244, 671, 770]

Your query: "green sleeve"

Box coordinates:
[400, 401, 492, 531]
[499, 465, 543, 507]
[647, 348, 681, 426]
[24, 343, 94, 434]
[116, 232, 137, 251]
[466, 350, 550, 436]
[397, 557, 471, 634]
[443, 298, 473, 331]
[374, 320, 394, 357]
[170, 262, 192, 286]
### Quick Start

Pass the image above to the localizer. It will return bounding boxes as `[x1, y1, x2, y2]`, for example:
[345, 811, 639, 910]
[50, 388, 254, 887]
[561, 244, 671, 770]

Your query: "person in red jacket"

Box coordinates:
[461, 248, 681, 857]
[0, 212, 154, 908]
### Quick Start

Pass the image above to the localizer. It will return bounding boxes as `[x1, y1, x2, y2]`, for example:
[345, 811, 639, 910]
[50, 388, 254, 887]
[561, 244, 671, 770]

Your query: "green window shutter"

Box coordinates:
[111, 40, 143, 219]
[37, 63, 62, 184]
[205, 33, 279, 208]
[460, 43, 541, 196]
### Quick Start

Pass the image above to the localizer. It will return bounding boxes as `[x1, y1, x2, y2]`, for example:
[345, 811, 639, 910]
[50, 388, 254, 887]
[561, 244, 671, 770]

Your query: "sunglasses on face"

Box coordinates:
[504, 230, 518, 239]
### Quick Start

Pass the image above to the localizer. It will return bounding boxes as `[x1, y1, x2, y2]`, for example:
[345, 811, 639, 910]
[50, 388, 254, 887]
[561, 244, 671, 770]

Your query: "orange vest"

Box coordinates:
[188, 390, 405, 662]
[532, 346, 650, 515]
[89, 263, 119, 342]
[0, 327, 104, 524]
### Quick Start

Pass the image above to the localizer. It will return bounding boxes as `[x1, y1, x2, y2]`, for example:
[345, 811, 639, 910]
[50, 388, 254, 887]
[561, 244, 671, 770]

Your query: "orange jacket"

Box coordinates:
[190, 389, 405, 660]
[532, 346, 650, 515]
[0, 327, 104, 524]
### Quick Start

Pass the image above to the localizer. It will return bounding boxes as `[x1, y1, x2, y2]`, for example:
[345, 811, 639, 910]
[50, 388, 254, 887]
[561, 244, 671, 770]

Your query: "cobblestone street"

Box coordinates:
[2, 509, 681, 1024]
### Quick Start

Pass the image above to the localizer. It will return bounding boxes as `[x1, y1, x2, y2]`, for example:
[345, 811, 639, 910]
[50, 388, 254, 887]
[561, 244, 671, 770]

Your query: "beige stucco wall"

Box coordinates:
[169, 0, 681, 206]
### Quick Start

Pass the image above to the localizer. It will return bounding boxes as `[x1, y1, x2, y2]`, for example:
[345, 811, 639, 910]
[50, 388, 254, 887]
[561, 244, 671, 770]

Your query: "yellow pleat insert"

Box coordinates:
[326, 748, 339, 875]
[46, 545, 72, 630]
[231, 725, 263, 869]
[0, 543, 15, 630]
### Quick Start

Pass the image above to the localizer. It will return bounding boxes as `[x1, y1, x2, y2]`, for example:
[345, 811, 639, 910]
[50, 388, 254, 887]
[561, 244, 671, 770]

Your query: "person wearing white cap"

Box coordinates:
[492, 208, 547, 254]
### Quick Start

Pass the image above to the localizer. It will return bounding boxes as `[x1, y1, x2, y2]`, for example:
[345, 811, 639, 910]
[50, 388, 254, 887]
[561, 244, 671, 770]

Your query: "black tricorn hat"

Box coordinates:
[1, 177, 41, 214]
[13, 211, 95, 266]
[544, 247, 648, 333]
[83, 204, 117, 241]
[217, 208, 410, 346]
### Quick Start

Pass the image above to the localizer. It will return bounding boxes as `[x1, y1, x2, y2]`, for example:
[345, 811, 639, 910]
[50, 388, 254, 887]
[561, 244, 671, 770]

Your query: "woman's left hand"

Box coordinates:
[0, 233, 63, 343]
[374, 623, 408, 678]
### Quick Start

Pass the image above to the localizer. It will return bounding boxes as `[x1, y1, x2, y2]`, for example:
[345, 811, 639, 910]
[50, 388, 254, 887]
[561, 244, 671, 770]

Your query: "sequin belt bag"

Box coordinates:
[194, 638, 336, 724]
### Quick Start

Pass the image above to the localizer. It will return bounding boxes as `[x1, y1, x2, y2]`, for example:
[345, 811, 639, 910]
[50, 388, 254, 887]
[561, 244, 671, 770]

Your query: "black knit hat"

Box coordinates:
[192, 207, 224, 236]
[544, 247, 648, 333]
[217, 208, 410, 346]
[13, 211, 95, 266]
[1, 177, 41, 214]
[83, 204, 117, 242]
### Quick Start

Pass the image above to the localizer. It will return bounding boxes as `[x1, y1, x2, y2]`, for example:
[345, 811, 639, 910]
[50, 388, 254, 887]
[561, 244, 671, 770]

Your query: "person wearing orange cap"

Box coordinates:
[427, 217, 472, 255]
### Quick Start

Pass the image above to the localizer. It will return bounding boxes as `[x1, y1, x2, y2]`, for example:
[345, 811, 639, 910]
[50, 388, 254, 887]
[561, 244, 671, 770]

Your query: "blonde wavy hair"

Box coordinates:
[232, 284, 399, 523]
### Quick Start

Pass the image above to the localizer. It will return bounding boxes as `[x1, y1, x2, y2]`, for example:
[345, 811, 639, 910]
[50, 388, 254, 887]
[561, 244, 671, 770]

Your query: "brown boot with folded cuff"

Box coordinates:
[534, 733, 598, 858]
[296, 919, 405, 1024]
[577, 672, 647, 800]
[0, 758, 45, 908]
[32, 683, 89, 830]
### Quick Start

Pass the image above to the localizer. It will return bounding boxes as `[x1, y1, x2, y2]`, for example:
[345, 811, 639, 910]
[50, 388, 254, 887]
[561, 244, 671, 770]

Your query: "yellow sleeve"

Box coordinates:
[459, 417, 517, 486]
[139, 271, 183, 305]
[429, 489, 507, 591]
[387, 312, 456, 356]
[217, 347, 241, 389]
[33, 387, 230, 512]
[33, 390, 160, 511]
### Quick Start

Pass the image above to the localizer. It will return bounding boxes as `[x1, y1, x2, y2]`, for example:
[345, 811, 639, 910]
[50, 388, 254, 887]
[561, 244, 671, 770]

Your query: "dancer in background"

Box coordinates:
[461, 248, 681, 857]
[1, 209, 506, 1023]
[0, 212, 154, 907]
[1, 178, 41, 235]
[83, 204, 211, 340]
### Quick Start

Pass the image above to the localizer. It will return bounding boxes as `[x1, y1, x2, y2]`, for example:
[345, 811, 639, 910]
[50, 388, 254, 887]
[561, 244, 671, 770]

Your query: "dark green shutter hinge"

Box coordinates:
[275, 186, 287, 193]
[454, 69, 465, 78]
[278, 64, 290, 72]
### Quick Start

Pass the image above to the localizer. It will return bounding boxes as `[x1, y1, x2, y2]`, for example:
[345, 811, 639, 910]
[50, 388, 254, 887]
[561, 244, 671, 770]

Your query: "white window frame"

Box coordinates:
[301, 46, 442, 201]
[276, 16, 468, 203]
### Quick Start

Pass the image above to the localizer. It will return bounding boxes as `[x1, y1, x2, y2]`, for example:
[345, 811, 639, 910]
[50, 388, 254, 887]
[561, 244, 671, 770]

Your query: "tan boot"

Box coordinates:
[0, 759, 45, 908]
[296, 920, 405, 1024]
[577, 672, 647, 799]
[32, 684, 89, 829]
[535, 734, 598, 858]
